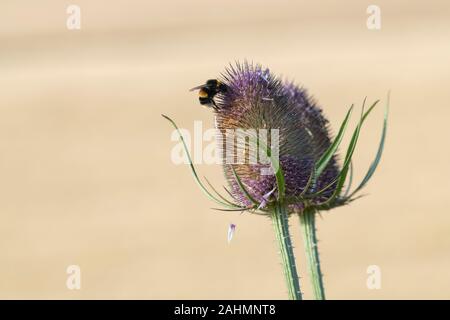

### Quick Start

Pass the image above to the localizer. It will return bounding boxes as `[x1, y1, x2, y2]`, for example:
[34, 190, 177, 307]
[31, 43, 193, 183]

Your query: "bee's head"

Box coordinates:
[190, 79, 224, 92]
[205, 79, 219, 87]
[190, 79, 228, 109]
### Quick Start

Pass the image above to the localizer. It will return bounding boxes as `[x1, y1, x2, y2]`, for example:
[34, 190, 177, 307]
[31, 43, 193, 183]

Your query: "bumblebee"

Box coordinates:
[190, 79, 227, 110]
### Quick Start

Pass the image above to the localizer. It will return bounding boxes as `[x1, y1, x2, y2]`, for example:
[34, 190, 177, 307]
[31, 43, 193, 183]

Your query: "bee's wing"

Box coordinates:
[189, 84, 206, 92]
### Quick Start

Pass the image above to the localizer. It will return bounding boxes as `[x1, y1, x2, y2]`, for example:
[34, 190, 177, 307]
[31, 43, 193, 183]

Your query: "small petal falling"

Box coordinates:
[227, 223, 236, 244]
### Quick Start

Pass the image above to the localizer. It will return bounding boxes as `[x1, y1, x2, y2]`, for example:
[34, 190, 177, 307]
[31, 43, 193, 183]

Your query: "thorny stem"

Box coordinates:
[299, 209, 325, 300]
[271, 203, 302, 300]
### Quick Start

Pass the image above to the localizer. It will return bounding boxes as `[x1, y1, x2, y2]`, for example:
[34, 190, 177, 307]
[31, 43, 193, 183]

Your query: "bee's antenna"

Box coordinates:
[189, 84, 205, 92]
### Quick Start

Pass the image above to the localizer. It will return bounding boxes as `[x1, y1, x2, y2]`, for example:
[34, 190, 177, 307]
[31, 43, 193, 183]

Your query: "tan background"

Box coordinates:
[0, 0, 449, 299]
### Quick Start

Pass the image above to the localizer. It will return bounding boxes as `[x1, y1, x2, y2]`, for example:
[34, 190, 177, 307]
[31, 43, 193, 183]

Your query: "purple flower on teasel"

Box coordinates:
[212, 62, 339, 211]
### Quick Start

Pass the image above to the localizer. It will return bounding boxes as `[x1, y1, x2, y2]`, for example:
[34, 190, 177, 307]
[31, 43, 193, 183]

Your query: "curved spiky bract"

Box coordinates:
[162, 114, 251, 211]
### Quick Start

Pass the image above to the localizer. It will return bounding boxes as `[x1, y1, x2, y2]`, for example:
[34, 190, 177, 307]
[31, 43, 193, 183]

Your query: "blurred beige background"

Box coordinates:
[0, 0, 449, 299]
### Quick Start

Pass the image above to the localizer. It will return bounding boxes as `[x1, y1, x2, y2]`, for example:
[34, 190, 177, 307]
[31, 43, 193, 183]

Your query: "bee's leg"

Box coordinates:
[211, 99, 219, 111]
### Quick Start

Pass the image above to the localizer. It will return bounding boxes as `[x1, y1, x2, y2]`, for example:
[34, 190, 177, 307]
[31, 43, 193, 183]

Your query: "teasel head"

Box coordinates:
[213, 62, 341, 213]
[163, 61, 387, 215]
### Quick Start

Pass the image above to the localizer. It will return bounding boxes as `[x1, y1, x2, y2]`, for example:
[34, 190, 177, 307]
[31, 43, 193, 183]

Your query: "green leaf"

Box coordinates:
[257, 133, 286, 202]
[299, 166, 316, 198]
[162, 114, 243, 210]
[314, 105, 353, 180]
[230, 165, 259, 206]
[223, 186, 240, 203]
[273, 158, 286, 202]
[348, 93, 389, 198]
[318, 99, 379, 208]
[211, 207, 249, 212]
[204, 176, 241, 207]
[342, 161, 354, 198]
[302, 175, 339, 199]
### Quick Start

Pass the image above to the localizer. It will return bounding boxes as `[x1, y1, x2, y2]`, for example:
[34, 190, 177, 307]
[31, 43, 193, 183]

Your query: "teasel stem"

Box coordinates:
[299, 208, 325, 300]
[271, 202, 302, 300]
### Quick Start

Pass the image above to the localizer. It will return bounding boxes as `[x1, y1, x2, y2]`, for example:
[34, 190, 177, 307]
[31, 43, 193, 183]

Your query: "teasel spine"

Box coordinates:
[299, 208, 325, 300]
[272, 203, 302, 300]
